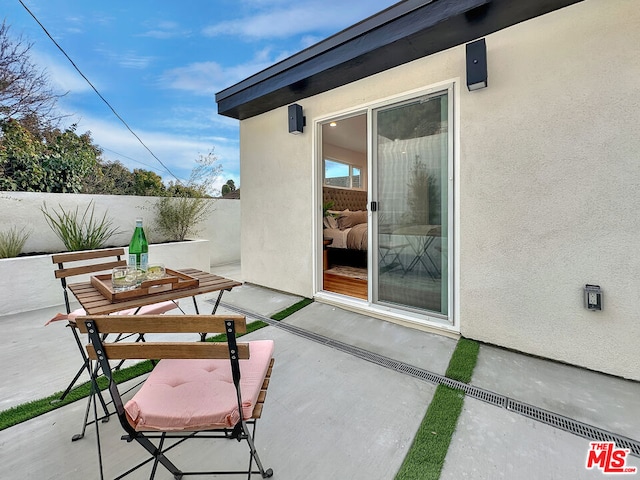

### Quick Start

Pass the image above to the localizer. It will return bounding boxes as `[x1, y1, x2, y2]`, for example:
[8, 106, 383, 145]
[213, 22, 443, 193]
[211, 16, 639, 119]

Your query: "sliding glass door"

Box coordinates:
[372, 90, 451, 319]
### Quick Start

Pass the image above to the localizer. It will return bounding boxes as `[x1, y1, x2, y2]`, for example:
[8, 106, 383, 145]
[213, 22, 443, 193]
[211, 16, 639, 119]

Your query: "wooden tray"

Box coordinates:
[91, 268, 199, 302]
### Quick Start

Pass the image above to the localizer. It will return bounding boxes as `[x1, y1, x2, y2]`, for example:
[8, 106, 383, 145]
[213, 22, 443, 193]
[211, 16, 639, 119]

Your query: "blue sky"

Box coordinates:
[4, 0, 396, 192]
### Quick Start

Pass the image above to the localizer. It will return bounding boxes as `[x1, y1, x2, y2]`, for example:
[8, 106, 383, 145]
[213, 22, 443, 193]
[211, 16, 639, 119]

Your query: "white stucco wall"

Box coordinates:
[0, 192, 240, 266]
[238, 0, 640, 380]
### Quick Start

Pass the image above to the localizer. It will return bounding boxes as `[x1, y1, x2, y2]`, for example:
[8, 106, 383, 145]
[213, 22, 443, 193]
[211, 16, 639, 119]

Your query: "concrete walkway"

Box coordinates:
[0, 264, 638, 479]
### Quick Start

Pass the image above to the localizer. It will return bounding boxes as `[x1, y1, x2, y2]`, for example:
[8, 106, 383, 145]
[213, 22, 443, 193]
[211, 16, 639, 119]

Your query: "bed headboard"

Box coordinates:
[323, 186, 368, 211]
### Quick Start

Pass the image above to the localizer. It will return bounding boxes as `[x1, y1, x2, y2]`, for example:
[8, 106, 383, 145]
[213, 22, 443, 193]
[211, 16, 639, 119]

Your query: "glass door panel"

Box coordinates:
[373, 92, 449, 317]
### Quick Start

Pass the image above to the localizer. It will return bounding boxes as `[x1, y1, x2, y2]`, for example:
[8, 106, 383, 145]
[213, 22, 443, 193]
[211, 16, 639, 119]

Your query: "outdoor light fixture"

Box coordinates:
[584, 284, 602, 311]
[288, 103, 305, 134]
[466, 38, 487, 91]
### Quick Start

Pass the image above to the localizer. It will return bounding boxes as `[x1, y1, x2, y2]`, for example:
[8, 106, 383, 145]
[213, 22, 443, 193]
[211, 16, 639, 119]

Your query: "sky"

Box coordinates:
[3, 0, 397, 193]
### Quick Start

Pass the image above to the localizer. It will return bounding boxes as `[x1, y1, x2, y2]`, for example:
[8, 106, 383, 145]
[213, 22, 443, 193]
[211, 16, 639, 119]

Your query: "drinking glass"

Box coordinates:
[112, 266, 137, 292]
[146, 263, 166, 281]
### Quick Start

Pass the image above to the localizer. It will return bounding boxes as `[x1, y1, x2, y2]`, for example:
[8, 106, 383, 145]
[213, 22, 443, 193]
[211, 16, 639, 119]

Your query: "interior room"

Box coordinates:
[321, 114, 368, 299]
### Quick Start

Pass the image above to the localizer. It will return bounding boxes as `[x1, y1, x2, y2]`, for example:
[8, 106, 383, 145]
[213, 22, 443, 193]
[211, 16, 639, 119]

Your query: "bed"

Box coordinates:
[323, 186, 368, 251]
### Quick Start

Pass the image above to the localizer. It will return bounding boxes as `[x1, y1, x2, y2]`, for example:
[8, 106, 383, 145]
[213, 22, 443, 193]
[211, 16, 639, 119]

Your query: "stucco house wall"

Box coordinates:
[238, 0, 640, 380]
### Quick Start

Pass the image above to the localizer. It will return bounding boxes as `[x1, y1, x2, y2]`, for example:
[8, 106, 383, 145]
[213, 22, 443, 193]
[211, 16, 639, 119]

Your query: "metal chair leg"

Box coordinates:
[91, 378, 105, 480]
[243, 420, 273, 479]
[73, 360, 110, 442]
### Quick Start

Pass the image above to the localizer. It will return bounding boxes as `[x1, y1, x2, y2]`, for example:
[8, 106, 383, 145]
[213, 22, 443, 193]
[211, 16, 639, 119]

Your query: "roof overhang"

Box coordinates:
[215, 0, 584, 120]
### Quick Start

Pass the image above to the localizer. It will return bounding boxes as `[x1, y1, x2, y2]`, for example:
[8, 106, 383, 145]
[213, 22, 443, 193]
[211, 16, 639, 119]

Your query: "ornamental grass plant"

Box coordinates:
[0, 226, 31, 258]
[41, 201, 122, 251]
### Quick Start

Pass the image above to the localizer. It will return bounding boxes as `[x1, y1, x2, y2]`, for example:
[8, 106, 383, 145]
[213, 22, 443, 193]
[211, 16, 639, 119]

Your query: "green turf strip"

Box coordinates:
[270, 298, 313, 321]
[0, 359, 155, 431]
[445, 337, 479, 384]
[395, 337, 480, 480]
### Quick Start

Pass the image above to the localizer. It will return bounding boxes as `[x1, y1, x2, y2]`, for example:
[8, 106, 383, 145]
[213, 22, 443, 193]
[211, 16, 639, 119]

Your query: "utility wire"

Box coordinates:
[101, 146, 166, 173]
[18, 0, 183, 184]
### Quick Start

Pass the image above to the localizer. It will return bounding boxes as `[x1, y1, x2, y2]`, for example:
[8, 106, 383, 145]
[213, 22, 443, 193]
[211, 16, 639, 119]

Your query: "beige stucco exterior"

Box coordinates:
[239, 0, 640, 380]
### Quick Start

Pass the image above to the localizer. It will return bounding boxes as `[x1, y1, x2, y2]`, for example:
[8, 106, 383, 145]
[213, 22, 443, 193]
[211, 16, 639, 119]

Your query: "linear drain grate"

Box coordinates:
[217, 301, 640, 457]
[507, 399, 640, 457]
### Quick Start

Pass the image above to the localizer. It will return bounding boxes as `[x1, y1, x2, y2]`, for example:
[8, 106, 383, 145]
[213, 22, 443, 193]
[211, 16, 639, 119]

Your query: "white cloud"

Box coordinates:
[94, 48, 155, 69]
[31, 51, 94, 94]
[159, 49, 283, 95]
[139, 21, 192, 39]
[117, 52, 155, 69]
[159, 61, 225, 95]
[202, 2, 387, 40]
[70, 113, 240, 188]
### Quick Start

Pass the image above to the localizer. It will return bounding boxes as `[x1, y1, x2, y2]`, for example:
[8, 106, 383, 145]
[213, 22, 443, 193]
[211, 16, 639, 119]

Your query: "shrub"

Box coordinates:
[153, 150, 218, 242]
[0, 226, 31, 258]
[41, 201, 122, 251]
[153, 195, 213, 242]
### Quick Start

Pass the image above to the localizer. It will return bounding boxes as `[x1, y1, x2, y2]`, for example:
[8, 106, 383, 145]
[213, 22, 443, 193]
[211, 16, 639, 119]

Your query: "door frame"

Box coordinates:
[312, 80, 461, 334]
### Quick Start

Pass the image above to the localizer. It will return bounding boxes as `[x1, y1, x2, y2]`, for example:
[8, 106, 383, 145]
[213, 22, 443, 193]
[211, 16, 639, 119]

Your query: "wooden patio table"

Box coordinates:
[68, 268, 241, 336]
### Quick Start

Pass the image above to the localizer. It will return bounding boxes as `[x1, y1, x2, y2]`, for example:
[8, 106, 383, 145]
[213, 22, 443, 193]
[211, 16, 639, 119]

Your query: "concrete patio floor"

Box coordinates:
[0, 262, 638, 479]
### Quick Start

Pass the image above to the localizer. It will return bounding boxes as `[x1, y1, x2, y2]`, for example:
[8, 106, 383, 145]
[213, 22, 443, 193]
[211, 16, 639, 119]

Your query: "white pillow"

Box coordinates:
[323, 216, 338, 229]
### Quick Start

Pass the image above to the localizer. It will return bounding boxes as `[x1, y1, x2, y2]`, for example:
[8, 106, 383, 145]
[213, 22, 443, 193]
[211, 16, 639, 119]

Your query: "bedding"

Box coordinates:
[324, 209, 368, 251]
[346, 222, 368, 250]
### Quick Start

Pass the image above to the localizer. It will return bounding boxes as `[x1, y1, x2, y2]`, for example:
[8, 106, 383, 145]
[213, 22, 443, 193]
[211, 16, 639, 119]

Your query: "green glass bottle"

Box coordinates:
[128, 218, 148, 271]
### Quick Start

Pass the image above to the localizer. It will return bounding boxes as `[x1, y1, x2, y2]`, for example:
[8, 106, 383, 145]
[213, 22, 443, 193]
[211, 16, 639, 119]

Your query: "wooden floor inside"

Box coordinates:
[323, 271, 367, 300]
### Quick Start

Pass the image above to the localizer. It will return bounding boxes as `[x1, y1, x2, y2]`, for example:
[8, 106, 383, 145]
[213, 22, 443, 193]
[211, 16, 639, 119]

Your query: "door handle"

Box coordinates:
[370, 201, 377, 212]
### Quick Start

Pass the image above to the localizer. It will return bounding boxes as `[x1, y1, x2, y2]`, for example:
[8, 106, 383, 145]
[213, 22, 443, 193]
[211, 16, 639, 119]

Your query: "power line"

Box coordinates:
[18, 0, 183, 184]
[100, 147, 169, 173]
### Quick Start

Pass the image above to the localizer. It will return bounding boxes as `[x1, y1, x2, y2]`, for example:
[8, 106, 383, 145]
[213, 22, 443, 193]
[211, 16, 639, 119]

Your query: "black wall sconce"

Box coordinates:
[584, 284, 602, 311]
[288, 104, 305, 134]
[466, 38, 487, 91]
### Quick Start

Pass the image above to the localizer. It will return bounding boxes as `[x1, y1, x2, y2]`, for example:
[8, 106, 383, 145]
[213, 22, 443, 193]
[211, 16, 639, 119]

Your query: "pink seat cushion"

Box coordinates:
[46, 301, 178, 325]
[124, 339, 275, 432]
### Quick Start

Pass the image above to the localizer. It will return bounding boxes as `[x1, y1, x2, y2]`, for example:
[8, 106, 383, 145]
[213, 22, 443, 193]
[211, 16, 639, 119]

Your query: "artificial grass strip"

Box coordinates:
[270, 298, 313, 321]
[395, 337, 480, 480]
[0, 359, 154, 431]
[1, 320, 271, 431]
[396, 385, 465, 480]
[205, 319, 269, 342]
[445, 337, 480, 384]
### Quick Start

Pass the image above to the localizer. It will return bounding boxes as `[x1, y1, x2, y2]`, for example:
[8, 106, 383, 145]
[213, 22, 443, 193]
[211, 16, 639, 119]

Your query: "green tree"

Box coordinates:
[133, 168, 165, 196]
[165, 182, 204, 198]
[0, 118, 45, 191]
[81, 160, 136, 195]
[0, 119, 101, 193]
[221, 179, 236, 196]
[42, 125, 101, 193]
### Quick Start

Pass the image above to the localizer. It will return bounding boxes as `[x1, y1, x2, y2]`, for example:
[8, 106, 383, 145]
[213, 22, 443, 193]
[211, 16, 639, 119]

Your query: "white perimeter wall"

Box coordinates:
[0, 192, 240, 266]
[239, 0, 640, 380]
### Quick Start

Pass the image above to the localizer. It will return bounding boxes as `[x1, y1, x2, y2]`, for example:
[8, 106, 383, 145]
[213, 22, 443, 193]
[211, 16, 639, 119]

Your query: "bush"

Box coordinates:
[41, 201, 122, 251]
[153, 195, 212, 242]
[153, 150, 219, 242]
[0, 226, 31, 258]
